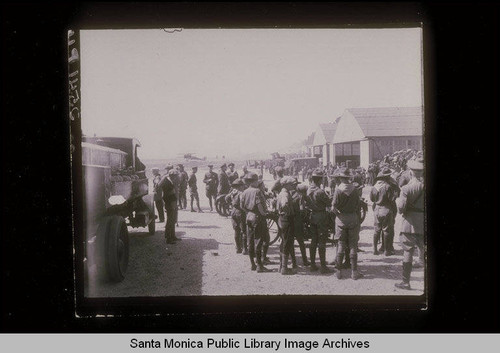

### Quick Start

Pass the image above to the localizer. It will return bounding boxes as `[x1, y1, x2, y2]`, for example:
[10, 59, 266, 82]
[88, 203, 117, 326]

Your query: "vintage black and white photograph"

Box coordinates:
[73, 27, 425, 300]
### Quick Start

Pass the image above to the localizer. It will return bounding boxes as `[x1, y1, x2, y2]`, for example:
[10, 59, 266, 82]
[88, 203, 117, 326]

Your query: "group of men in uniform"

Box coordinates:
[152, 154, 424, 290]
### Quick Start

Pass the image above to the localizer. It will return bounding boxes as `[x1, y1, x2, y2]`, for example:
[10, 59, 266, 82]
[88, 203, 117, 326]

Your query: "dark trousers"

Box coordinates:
[155, 199, 164, 222]
[373, 206, 395, 252]
[309, 212, 328, 266]
[246, 214, 266, 267]
[164, 201, 176, 241]
[232, 212, 244, 251]
[279, 216, 295, 267]
[178, 189, 187, 209]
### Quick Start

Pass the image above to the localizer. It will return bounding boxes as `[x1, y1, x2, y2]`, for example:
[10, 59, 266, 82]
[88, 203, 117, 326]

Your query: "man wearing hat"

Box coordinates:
[305, 169, 334, 273]
[241, 165, 249, 180]
[152, 168, 164, 223]
[291, 183, 310, 266]
[203, 164, 219, 211]
[395, 157, 425, 290]
[177, 164, 189, 210]
[277, 177, 299, 274]
[188, 166, 203, 213]
[370, 166, 400, 256]
[239, 172, 270, 272]
[158, 168, 179, 244]
[227, 163, 239, 185]
[226, 178, 246, 254]
[332, 167, 363, 280]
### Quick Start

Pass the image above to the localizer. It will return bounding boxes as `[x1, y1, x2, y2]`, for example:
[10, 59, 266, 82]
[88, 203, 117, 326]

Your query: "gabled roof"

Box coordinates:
[313, 122, 338, 145]
[303, 132, 315, 146]
[346, 106, 422, 137]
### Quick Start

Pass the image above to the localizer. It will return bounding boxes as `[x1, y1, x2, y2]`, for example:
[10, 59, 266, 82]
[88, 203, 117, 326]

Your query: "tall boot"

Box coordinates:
[351, 254, 363, 280]
[319, 247, 333, 274]
[235, 230, 242, 253]
[290, 247, 298, 269]
[281, 253, 293, 275]
[249, 253, 256, 271]
[384, 232, 394, 256]
[395, 262, 412, 290]
[373, 233, 380, 255]
[190, 199, 196, 212]
[256, 250, 270, 273]
[335, 251, 344, 279]
[299, 242, 310, 266]
[309, 244, 318, 271]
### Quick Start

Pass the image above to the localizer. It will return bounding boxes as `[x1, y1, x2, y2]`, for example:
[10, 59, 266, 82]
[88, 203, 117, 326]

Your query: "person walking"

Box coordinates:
[158, 168, 180, 244]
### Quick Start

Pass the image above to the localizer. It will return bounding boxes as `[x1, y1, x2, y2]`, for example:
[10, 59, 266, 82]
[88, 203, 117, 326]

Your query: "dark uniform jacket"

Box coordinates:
[305, 185, 330, 212]
[203, 171, 218, 193]
[228, 188, 243, 217]
[188, 173, 197, 193]
[179, 171, 189, 191]
[158, 175, 176, 203]
[227, 171, 239, 185]
[370, 180, 399, 210]
[397, 178, 424, 235]
[218, 170, 231, 195]
[153, 174, 163, 201]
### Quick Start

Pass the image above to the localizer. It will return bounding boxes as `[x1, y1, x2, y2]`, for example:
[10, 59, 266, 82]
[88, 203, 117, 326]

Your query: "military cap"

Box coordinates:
[280, 176, 299, 186]
[207, 164, 214, 168]
[376, 167, 393, 179]
[192, 166, 198, 170]
[407, 157, 424, 171]
[336, 167, 352, 178]
[243, 171, 259, 181]
[311, 168, 324, 177]
[220, 163, 227, 169]
[177, 164, 184, 168]
[165, 164, 173, 171]
[228, 162, 235, 167]
[297, 184, 308, 193]
[231, 178, 245, 187]
[168, 169, 179, 176]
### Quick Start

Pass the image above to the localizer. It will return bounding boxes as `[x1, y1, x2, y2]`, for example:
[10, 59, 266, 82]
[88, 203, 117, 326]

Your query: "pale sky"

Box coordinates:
[81, 28, 422, 159]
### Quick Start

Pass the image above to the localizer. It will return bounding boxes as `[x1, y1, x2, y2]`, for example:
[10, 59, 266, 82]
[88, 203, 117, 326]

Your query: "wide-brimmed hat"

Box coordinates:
[407, 157, 424, 171]
[296, 184, 308, 193]
[231, 178, 245, 187]
[168, 169, 179, 176]
[191, 166, 198, 170]
[336, 167, 351, 178]
[165, 164, 173, 171]
[281, 176, 299, 187]
[228, 162, 235, 167]
[243, 171, 258, 182]
[207, 164, 214, 168]
[311, 168, 324, 177]
[151, 167, 159, 173]
[220, 163, 227, 169]
[177, 164, 184, 168]
[376, 167, 393, 179]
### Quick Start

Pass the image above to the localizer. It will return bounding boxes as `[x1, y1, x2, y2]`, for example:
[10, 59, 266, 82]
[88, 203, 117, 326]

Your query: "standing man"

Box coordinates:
[227, 178, 246, 253]
[370, 166, 400, 256]
[203, 164, 218, 211]
[276, 177, 298, 275]
[291, 183, 310, 266]
[152, 168, 164, 223]
[218, 163, 231, 196]
[240, 172, 270, 273]
[177, 164, 189, 210]
[159, 167, 179, 244]
[305, 169, 333, 273]
[332, 168, 362, 280]
[227, 163, 239, 184]
[395, 157, 424, 290]
[241, 165, 249, 179]
[188, 166, 203, 213]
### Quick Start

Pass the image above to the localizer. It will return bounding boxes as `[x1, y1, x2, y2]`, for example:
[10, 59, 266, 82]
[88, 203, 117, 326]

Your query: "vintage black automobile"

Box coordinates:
[82, 137, 155, 283]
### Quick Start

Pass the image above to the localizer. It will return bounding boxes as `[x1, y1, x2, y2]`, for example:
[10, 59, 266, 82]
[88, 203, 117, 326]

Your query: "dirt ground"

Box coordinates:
[85, 167, 424, 298]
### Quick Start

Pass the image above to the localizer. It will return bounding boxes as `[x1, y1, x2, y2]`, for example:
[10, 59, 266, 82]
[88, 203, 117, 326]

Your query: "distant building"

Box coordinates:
[332, 106, 423, 169]
[312, 122, 338, 166]
[302, 132, 315, 157]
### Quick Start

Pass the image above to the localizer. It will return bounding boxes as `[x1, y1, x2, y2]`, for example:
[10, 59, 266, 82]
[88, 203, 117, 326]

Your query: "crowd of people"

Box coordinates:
[152, 150, 424, 290]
